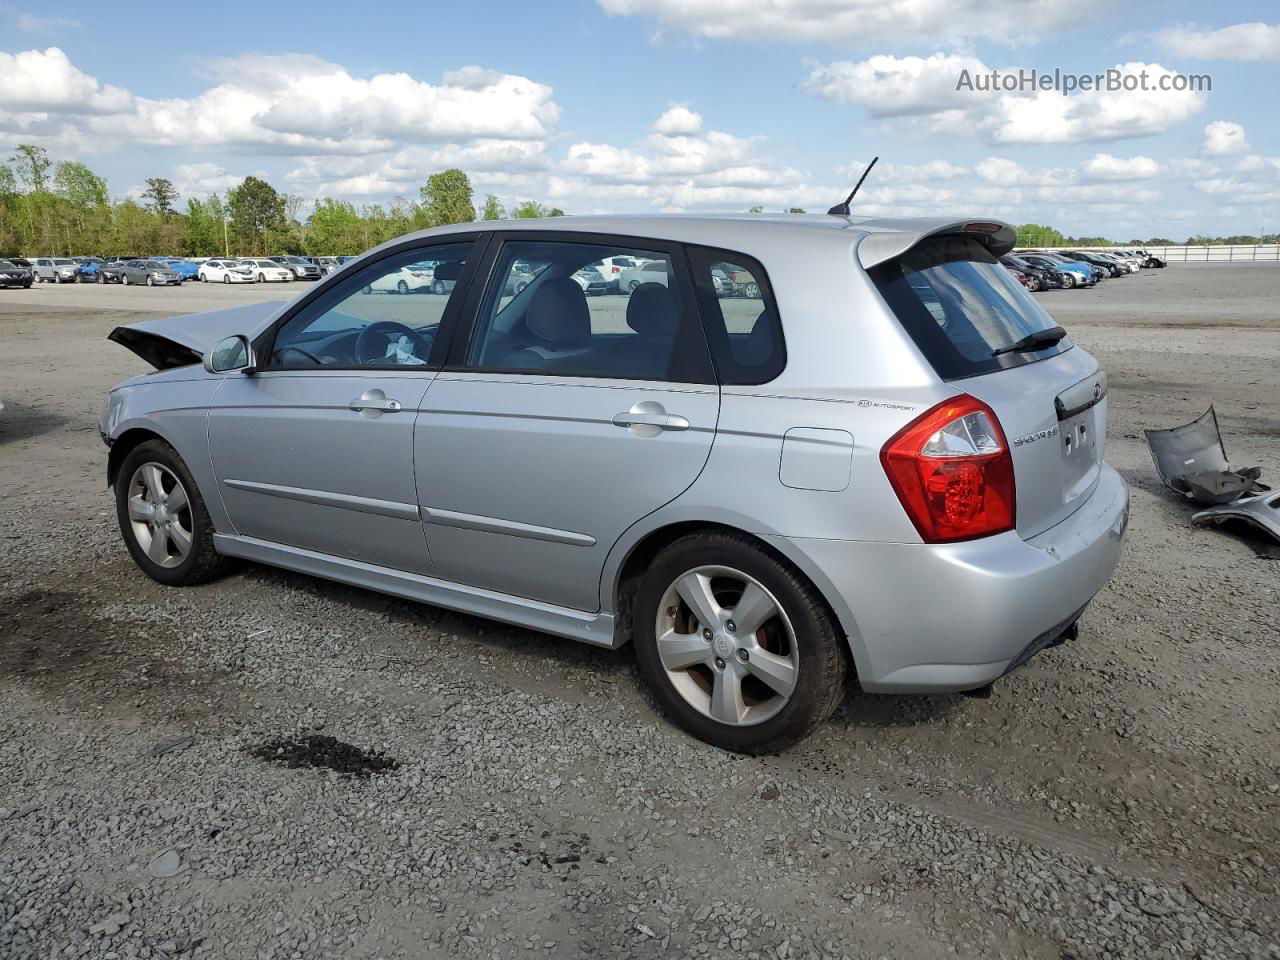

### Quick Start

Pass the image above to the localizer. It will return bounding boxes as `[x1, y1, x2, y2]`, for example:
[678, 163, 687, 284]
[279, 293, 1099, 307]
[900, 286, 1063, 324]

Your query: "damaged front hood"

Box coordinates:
[108, 300, 284, 370]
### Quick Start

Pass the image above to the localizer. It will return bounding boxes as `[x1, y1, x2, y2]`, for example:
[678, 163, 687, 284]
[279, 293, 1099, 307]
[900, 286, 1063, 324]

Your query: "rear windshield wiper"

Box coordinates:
[991, 325, 1067, 357]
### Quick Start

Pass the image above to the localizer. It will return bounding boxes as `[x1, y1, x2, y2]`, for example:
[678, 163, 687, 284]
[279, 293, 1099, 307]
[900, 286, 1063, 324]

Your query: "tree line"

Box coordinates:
[0, 145, 566, 258]
[1014, 223, 1280, 248]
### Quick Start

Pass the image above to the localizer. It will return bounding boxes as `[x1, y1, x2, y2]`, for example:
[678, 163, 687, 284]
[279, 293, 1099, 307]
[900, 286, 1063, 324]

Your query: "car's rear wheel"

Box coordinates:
[116, 440, 229, 587]
[433, 280, 447, 295]
[222, 274, 230, 284]
[397, 279, 409, 295]
[628, 280, 640, 292]
[633, 532, 846, 754]
[258, 273, 265, 282]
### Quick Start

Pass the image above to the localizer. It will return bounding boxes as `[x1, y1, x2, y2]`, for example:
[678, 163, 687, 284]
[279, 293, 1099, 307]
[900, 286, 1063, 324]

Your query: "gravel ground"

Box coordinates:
[1, 266, 1278, 960]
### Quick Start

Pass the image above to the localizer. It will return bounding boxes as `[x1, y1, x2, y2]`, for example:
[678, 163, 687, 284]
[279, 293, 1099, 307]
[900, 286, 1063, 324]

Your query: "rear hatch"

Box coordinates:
[867, 232, 1106, 538]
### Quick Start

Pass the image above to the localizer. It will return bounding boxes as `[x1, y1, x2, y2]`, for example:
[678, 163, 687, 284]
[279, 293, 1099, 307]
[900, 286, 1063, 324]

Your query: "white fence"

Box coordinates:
[1037, 245, 1280, 263]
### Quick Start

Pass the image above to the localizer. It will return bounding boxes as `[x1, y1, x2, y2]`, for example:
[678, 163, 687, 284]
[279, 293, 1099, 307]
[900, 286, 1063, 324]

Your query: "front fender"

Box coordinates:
[102, 375, 232, 533]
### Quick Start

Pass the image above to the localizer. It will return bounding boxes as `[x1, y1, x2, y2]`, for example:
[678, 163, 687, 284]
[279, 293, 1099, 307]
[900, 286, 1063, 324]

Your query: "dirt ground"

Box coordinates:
[0, 265, 1277, 959]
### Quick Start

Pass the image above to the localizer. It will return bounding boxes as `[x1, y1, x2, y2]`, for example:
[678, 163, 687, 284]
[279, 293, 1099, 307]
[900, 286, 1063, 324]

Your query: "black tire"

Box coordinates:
[433, 279, 447, 295]
[258, 273, 265, 282]
[223, 274, 230, 284]
[1061, 273, 1075, 289]
[115, 439, 230, 587]
[397, 279, 409, 295]
[628, 280, 640, 292]
[1026, 275, 1040, 292]
[122, 274, 129, 285]
[632, 531, 847, 754]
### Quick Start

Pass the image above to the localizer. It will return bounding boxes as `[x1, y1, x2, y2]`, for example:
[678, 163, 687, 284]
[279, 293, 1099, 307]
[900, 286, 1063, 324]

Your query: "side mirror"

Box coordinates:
[204, 334, 256, 374]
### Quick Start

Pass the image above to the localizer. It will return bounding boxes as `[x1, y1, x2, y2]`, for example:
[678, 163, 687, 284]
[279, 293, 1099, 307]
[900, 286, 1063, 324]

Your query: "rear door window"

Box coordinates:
[687, 247, 785, 385]
[869, 235, 1072, 380]
[464, 238, 713, 383]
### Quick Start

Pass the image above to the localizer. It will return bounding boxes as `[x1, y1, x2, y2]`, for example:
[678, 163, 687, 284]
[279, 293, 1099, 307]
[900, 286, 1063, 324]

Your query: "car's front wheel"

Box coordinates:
[1061, 273, 1075, 288]
[633, 532, 847, 754]
[116, 440, 229, 587]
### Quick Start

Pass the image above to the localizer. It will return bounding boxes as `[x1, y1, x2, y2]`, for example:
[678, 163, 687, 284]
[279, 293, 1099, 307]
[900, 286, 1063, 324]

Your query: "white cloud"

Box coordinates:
[652, 104, 703, 135]
[1193, 178, 1280, 202]
[0, 47, 131, 113]
[15, 13, 80, 33]
[1159, 21, 1280, 60]
[1082, 153, 1160, 181]
[0, 48, 560, 156]
[1202, 120, 1248, 156]
[598, 0, 1100, 46]
[806, 55, 1206, 145]
[805, 53, 985, 117]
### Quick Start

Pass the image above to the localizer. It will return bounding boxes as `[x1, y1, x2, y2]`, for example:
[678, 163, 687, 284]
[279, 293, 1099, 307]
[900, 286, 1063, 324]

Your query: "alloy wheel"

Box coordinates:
[654, 565, 799, 726]
[126, 462, 194, 569]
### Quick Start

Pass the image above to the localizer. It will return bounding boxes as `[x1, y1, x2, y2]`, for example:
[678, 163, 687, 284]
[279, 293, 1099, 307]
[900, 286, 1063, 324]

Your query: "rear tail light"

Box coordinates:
[880, 395, 1015, 543]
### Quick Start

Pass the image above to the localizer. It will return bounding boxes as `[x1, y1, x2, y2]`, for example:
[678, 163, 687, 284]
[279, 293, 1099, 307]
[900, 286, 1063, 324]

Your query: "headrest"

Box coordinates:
[626, 282, 678, 338]
[432, 260, 464, 281]
[527, 276, 590, 347]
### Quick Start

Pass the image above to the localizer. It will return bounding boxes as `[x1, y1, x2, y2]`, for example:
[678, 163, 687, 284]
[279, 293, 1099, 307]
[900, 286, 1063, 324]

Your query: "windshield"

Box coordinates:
[53, 259, 74, 265]
[870, 234, 1071, 380]
[0, 260, 15, 269]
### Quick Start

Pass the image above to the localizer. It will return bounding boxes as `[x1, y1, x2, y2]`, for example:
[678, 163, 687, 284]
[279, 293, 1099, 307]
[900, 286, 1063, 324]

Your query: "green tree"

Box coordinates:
[9, 144, 51, 191]
[141, 178, 179, 217]
[480, 194, 505, 220]
[185, 195, 228, 256]
[226, 176, 285, 255]
[748, 205, 764, 213]
[306, 198, 364, 255]
[1015, 223, 1064, 247]
[787, 207, 806, 213]
[420, 169, 475, 227]
[512, 200, 564, 219]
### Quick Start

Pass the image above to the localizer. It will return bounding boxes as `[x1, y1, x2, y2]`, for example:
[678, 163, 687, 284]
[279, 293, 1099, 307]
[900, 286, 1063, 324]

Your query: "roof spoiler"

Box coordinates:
[857, 219, 1017, 269]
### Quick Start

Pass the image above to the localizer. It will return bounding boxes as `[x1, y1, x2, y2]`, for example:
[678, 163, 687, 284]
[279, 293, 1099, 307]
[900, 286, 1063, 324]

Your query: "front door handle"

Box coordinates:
[611, 400, 689, 435]
[348, 388, 402, 415]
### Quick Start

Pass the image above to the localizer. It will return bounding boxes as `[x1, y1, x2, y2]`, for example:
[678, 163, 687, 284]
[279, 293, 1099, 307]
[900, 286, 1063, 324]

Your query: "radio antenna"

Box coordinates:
[827, 156, 879, 216]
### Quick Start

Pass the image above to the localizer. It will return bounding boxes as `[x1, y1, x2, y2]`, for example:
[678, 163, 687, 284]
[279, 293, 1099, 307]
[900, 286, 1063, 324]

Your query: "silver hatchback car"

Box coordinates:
[101, 215, 1128, 753]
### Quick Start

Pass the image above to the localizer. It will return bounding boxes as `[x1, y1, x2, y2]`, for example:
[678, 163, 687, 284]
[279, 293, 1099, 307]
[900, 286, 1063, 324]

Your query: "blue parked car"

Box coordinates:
[1017, 252, 1098, 288]
[150, 257, 199, 281]
[75, 256, 104, 282]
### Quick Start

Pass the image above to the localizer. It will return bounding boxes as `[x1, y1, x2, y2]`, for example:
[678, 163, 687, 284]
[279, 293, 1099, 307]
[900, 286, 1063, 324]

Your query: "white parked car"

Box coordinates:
[241, 259, 293, 283]
[199, 260, 256, 284]
[363, 263, 435, 294]
[593, 255, 643, 292]
[619, 259, 670, 292]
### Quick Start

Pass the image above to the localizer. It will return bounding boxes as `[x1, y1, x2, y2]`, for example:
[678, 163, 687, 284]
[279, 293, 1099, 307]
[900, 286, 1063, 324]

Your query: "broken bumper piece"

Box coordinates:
[1192, 491, 1280, 546]
[1144, 406, 1270, 505]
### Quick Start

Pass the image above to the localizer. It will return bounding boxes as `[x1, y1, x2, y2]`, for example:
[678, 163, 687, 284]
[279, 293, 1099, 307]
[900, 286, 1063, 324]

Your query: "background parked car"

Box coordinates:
[118, 259, 181, 286]
[1017, 253, 1095, 287]
[98, 261, 127, 284]
[198, 259, 256, 284]
[74, 256, 103, 282]
[619, 258, 670, 292]
[363, 263, 435, 294]
[1060, 251, 1123, 278]
[271, 255, 322, 280]
[572, 266, 607, 295]
[999, 253, 1064, 292]
[0, 258, 34, 288]
[32, 258, 79, 283]
[592, 255, 642, 292]
[308, 256, 341, 275]
[241, 259, 293, 282]
[150, 257, 199, 282]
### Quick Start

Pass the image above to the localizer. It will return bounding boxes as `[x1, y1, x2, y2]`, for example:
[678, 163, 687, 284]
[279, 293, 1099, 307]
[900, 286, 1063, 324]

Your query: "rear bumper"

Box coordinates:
[777, 463, 1128, 693]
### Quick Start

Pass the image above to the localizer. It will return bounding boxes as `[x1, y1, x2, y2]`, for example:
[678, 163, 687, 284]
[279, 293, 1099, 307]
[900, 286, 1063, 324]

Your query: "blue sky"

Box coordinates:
[2, 0, 1278, 238]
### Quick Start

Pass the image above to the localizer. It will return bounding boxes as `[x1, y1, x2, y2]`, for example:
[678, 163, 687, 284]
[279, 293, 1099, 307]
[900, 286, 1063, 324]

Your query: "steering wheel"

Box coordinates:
[354, 321, 433, 365]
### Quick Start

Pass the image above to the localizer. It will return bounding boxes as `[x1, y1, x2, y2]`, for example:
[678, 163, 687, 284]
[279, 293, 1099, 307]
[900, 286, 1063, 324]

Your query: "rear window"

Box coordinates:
[869, 235, 1071, 380]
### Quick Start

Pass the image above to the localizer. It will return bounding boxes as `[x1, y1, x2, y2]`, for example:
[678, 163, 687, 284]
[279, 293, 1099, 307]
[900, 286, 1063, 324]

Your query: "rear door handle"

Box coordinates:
[611, 401, 689, 433]
[348, 388, 402, 415]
